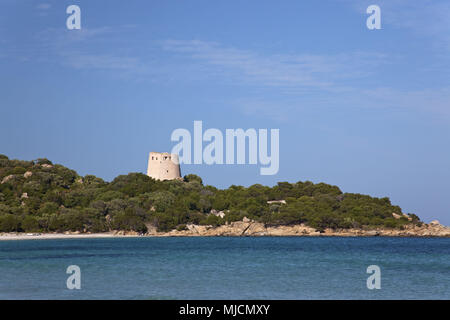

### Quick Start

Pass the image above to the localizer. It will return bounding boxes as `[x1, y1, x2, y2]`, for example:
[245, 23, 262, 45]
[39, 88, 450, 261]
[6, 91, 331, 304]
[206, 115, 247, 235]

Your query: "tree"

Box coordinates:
[0, 214, 21, 232]
[183, 174, 203, 185]
[22, 216, 40, 232]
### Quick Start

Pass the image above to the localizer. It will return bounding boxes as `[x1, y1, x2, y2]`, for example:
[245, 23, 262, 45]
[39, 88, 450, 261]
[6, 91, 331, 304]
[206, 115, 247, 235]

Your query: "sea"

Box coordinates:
[0, 237, 448, 299]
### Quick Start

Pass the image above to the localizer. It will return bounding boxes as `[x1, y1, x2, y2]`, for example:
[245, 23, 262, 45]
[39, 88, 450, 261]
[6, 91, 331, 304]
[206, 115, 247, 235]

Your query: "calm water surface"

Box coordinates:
[0, 237, 448, 299]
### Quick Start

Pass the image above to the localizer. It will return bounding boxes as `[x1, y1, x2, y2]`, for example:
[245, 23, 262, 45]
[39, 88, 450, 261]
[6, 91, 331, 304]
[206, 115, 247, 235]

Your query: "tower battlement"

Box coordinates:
[146, 152, 181, 181]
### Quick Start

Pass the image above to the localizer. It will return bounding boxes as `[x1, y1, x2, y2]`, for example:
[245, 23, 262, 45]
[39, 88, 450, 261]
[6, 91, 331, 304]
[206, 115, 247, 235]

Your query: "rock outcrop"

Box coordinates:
[23, 171, 33, 178]
[1, 175, 14, 184]
[210, 209, 225, 218]
[145, 220, 450, 237]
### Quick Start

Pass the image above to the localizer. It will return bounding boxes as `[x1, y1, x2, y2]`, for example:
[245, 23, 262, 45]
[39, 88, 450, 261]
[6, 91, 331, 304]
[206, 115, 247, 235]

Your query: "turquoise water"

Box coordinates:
[0, 237, 448, 299]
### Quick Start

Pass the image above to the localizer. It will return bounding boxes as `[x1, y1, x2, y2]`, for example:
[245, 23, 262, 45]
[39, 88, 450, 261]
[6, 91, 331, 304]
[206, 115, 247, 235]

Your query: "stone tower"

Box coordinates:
[146, 152, 182, 181]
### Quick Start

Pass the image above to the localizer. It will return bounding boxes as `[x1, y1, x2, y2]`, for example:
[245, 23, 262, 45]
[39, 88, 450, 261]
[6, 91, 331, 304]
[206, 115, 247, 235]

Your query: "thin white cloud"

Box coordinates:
[61, 53, 140, 70]
[161, 39, 450, 119]
[36, 3, 51, 10]
[18, 23, 450, 121]
[31, 27, 148, 73]
[162, 39, 388, 91]
[36, 27, 113, 44]
[353, 87, 450, 116]
[232, 86, 450, 124]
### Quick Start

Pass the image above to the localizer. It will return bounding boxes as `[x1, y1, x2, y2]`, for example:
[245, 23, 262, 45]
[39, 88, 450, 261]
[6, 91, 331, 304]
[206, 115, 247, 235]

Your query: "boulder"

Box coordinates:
[392, 213, 402, 219]
[24, 171, 33, 178]
[1, 175, 14, 184]
[402, 213, 412, 221]
[210, 210, 225, 218]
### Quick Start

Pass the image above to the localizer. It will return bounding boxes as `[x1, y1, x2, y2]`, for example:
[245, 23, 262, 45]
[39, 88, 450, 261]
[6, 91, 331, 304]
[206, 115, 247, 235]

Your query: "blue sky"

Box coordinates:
[1, 0, 449, 224]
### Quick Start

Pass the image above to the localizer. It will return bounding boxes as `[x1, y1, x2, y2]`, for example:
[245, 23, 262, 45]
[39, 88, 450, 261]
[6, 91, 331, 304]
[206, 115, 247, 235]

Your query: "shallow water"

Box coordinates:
[0, 237, 448, 299]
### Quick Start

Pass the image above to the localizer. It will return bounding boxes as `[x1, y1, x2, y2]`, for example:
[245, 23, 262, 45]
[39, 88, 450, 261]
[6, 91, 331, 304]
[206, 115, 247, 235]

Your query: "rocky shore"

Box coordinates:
[1, 220, 449, 240]
[144, 219, 450, 237]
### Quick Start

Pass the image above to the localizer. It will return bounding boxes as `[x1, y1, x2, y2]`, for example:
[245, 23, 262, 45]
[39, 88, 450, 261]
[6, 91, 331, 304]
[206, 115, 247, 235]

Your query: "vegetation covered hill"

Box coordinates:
[0, 155, 420, 233]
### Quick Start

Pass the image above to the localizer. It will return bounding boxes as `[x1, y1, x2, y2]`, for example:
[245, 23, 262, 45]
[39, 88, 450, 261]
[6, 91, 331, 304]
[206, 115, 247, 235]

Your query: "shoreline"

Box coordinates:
[1, 220, 449, 240]
[1, 234, 450, 241]
[0, 233, 449, 241]
[0, 232, 141, 241]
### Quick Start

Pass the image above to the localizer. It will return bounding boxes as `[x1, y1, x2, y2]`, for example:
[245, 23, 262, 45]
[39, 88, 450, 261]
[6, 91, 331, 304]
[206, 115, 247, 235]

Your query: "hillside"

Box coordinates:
[0, 154, 421, 234]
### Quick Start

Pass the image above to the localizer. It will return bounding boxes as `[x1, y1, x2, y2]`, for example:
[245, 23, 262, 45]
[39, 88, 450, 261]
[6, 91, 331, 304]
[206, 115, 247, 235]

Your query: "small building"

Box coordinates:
[267, 200, 286, 205]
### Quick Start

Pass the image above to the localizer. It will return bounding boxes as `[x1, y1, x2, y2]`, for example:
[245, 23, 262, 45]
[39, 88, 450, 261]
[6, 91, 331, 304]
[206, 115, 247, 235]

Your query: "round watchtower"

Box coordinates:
[147, 152, 181, 181]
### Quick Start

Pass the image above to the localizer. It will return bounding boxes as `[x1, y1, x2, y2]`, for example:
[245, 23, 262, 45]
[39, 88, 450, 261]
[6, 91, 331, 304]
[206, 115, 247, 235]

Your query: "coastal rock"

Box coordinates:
[392, 213, 412, 222]
[217, 221, 251, 236]
[403, 214, 412, 221]
[113, 230, 140, 236]
[392, 213, 402, 219]
[23, 171, 33, 178]
[211, 210, 225, 218]
[137, 216, 450, 238]
[186, 224, 210, 235]
[245, 222, 267, 236]
[1, 175, 14, 184]
[3, 221, 450, 239]
[210, 209, 225, 218]
[145, 224, 158, 235]
[146, 221, 450, 238]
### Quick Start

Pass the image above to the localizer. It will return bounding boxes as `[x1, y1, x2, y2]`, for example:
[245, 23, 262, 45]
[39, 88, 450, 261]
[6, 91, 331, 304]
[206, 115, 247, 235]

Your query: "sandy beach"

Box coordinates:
[0, 232, 143, 241]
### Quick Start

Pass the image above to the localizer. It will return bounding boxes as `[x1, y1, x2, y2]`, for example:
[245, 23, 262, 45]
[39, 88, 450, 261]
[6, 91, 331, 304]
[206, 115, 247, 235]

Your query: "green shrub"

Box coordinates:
[22, 216, 40, 232]
[0, 214, 21, 232]
[183, 174, 203, 185]
[200, 214, 224, 227]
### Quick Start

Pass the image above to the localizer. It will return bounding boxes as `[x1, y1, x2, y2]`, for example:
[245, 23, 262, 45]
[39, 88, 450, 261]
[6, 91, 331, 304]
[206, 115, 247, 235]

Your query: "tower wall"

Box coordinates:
[147, 152, 181, 181]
